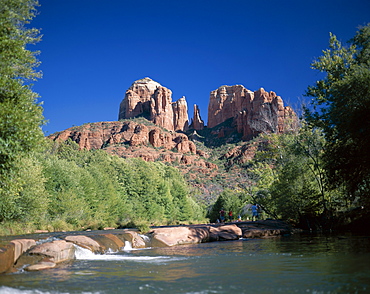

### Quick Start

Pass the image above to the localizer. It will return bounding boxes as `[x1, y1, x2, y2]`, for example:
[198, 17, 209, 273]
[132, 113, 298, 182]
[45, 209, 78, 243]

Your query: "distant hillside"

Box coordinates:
[49, 118, 263, 205]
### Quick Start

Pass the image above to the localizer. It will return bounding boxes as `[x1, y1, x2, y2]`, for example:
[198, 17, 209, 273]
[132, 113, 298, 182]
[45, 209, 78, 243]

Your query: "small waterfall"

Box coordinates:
[74, 244, 95, 259]
[139, 234, 150, 243]
[123, 240, 133, 251]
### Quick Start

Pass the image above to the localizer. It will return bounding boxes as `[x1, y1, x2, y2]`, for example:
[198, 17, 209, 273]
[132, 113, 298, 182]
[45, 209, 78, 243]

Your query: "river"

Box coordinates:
[0, 233, 369, 293]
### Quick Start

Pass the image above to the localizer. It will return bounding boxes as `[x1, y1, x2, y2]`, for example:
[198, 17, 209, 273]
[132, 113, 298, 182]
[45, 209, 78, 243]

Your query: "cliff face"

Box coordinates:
[208, 85, 296, 139]
[118, 77, 189, 132]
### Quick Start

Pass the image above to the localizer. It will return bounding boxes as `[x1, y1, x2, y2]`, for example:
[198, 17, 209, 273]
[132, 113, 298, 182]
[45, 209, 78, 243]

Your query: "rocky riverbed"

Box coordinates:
[0, 220, 295, 274]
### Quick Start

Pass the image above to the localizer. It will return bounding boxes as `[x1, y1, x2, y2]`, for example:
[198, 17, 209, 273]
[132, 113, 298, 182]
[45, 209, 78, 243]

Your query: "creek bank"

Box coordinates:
[0, 220, 294, 274]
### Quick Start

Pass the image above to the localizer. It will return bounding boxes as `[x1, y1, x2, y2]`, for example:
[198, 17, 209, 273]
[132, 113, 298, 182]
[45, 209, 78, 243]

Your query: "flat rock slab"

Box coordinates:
[236, 220, 293, 238]
[0, 244, 15, 274]
[150, 227, 194, 247]
[149, 224, 242, 246]
[1, 220, 294, 273]
[64, 235, 102, 253]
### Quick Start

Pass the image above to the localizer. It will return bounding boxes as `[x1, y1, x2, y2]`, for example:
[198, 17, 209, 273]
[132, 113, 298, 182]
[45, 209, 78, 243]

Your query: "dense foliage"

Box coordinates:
[1, 139, 205, 234]
[305, 24, 370, 200]
[240, 128, 349, 230]
[0, 0, 45, 222]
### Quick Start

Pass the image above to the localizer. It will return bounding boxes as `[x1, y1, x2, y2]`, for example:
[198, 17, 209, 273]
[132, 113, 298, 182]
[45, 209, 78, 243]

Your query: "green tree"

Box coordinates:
[245, 128, 343, 228]
[207, 189, 244, 222]
[0, 0, 44, 166]
[0, 0, 45, 221]
[305, 24, 370, 201]
[267, 131, 325, 226]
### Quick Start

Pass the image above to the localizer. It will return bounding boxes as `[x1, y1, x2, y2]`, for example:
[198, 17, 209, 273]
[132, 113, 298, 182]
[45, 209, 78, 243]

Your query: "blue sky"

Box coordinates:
[31, 0, 370, 135]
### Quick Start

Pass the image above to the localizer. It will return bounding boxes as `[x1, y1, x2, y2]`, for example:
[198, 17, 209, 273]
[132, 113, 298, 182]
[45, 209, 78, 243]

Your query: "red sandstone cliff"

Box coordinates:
[118, 78, 189, 132]
[173, 97, 189, 131]
[118, 78, 295, 139]
[48, 121, 221, 172]
[208, 85, 297, 139]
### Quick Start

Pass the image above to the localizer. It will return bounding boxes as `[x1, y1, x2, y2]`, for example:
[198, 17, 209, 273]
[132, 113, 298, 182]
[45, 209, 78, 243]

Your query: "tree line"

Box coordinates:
[0, 138, 206, 234]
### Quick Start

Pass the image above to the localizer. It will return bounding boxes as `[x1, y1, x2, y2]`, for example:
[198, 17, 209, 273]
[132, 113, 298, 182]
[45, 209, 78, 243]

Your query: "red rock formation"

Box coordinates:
[172, 96, 189, 131]
[190, 104, 204, 130]
[118, 77, 189, 132]
[118, 77, 160, 119]
[148, 128, 173, 148]
[208, 85, 296, 139]
[150, 85, 174, 131]
[49, 121, 197, 156]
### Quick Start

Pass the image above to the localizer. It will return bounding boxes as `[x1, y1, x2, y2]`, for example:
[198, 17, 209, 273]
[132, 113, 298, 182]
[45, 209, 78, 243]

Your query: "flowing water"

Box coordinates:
[0, 234, 369, 294]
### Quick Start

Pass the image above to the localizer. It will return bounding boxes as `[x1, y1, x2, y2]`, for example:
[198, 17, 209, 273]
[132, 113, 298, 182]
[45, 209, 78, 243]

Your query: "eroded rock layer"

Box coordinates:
[49, 121, 196, 156]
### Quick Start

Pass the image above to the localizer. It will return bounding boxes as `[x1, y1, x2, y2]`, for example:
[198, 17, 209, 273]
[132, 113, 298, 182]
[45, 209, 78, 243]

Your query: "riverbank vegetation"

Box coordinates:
[1, 1, 369, 235]
[0, 139, 206, 235]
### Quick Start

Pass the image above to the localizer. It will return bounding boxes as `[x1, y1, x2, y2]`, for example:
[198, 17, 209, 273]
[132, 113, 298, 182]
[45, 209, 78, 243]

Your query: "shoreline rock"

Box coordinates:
[0, 220, 295, 273]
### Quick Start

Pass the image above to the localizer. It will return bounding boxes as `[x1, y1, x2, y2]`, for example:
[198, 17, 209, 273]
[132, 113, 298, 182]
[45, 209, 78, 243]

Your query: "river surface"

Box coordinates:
[0, 234, 369, 294]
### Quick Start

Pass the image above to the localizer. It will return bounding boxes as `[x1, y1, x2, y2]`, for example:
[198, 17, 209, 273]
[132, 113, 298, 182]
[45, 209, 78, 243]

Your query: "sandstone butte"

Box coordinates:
[50, 77, 296, 159]
[0, 220, 295, 274]
[118, 77, 189, 132]
[118, 77, 296, 137]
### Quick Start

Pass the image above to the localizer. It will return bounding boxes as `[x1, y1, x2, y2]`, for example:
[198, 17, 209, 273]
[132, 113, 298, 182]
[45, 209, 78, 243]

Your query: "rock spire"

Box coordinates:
[190, 104, 204, 130]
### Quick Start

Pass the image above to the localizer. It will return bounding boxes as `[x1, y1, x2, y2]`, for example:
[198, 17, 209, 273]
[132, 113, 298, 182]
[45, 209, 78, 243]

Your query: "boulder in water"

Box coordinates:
[28, 240, 75, 263]
[64, 235, 102, 253]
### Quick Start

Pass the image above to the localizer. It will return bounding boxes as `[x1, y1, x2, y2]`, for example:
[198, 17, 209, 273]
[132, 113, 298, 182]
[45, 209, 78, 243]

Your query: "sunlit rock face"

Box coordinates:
[208, 85, 296, 139]
[172, 96, 189, 131]
[118, 77, 189, 132]
[49, 121, 196, 156]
